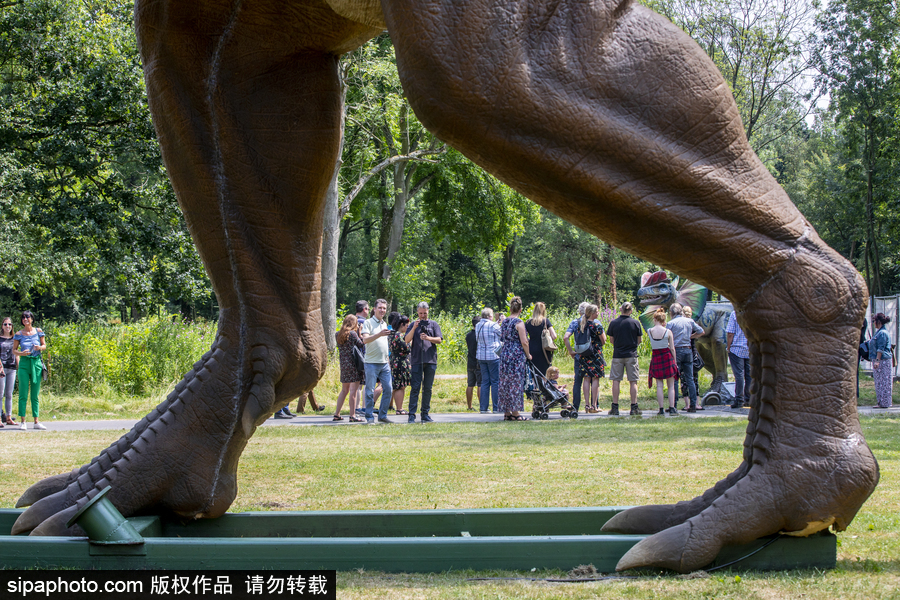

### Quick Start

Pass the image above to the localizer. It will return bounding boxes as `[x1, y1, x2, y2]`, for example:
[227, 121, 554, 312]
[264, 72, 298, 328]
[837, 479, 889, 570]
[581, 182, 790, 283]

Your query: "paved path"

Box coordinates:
[2, 404, 894, 432]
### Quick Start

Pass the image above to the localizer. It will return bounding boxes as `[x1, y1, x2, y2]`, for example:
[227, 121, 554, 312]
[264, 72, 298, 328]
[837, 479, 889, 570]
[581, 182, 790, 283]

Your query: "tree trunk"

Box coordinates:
[863, 118, 881, 296]
[321, 159, 341, 352]
[488, 252, 505, 308]
[320, 67, 348, 352]
[601, 244, 617, 308]
[375, 171, 393, 301]
[377, 105, 418, 303]
[502, 241, 515, 301]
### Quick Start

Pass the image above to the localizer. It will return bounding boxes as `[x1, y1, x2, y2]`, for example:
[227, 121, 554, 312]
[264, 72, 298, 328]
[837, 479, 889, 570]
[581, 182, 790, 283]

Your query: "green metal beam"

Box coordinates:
[0, 508, 835, 572]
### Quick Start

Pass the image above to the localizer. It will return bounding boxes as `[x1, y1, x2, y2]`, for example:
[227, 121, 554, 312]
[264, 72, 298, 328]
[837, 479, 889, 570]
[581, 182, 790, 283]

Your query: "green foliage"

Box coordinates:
[0, 0, 212, 320]
[417, 148, 539, 254]
[809, 0, 900, 294]
[42, 315, 215, 397]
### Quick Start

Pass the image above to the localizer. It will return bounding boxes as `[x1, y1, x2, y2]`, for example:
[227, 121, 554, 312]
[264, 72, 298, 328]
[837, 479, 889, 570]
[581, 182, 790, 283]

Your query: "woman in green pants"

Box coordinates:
[13, 311, 46, 431]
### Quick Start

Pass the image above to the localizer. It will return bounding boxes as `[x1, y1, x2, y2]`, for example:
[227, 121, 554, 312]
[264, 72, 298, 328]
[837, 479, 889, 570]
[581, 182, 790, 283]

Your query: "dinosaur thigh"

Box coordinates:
[382, 0, 878, 573]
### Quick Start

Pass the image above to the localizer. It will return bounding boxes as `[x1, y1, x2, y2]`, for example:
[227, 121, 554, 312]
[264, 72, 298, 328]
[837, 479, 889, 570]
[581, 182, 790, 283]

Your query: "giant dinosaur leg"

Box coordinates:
[13, 0, 378, 535]
[381, 0, 879, 572]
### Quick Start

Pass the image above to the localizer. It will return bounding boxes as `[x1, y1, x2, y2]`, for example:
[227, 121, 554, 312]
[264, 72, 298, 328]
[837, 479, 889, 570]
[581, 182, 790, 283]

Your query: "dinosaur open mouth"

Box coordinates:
[639, 295, 665, 306]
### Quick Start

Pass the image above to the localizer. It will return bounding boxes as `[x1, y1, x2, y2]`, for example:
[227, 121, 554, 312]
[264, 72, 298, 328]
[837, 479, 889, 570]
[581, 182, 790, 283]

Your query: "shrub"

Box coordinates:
[42, 316, 215, 398]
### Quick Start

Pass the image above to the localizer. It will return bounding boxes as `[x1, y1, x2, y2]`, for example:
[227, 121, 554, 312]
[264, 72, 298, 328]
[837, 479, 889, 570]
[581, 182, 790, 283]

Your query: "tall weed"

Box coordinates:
[39, 305, 652, 400]
[42, 317, 215, 398]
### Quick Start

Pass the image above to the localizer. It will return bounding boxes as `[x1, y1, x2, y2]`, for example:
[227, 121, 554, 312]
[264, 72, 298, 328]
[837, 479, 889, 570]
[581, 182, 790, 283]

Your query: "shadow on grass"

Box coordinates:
[836, 557, 900, 573]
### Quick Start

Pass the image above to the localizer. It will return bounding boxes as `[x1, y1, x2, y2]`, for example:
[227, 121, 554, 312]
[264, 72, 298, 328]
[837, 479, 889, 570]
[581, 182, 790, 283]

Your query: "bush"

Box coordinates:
[43, 316, 215, 397]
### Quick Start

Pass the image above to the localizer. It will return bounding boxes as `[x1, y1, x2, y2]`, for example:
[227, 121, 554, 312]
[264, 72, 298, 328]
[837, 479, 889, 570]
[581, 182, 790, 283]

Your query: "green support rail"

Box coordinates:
[0, 507, 835, 572]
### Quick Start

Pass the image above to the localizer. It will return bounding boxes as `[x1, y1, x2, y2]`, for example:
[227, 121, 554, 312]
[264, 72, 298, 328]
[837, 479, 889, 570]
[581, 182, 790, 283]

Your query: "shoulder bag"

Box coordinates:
[494, 321, 506, 357]
[352, 345, 365, 373]
[541, 321, 557, 352]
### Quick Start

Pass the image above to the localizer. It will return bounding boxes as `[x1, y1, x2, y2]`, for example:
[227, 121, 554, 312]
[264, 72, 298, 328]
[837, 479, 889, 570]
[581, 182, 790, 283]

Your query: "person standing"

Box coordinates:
[0, 317, 17, 426]
[476, 307, 502, 413]
[525, 302, 556, 376]
[464, 315, 481, 411]
[666, 302, 705, 412]
[13, 311, 46, 430]
[726, 310, 752, 410]
[498, 296, 531, 421]
[405, 301, 443, 423]
[577, 304, 606, 413]
[563, 302, 589, 411]
[647, 308, 678, 415]
[360, 299, 393, 424]
[682, 305, 703, 406]
[871, 312, 894, 409]
[334, 314, 365, 422]
[389, 313, 411, 416]
[606, 302, 643, 416]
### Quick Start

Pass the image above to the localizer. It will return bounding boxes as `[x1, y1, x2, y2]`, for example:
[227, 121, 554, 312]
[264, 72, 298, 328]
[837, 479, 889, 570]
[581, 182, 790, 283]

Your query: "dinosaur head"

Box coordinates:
[638, 271, 678, 307]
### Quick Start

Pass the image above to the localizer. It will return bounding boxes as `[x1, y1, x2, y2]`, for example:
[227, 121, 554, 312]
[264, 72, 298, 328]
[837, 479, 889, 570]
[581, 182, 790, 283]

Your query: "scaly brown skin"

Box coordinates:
[15, 0, 878, 574]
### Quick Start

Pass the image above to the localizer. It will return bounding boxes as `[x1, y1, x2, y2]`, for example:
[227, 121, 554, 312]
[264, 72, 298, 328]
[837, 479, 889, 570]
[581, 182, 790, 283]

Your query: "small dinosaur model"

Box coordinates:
[13, 0, 878, 575]
[637, 271, 732, 395]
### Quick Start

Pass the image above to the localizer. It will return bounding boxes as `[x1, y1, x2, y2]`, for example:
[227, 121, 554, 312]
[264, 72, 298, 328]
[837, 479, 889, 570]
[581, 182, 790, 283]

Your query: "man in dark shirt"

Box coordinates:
[405, 301, 444, 422]
[605, 302, 643, 416]
[464, 316, 481, 411]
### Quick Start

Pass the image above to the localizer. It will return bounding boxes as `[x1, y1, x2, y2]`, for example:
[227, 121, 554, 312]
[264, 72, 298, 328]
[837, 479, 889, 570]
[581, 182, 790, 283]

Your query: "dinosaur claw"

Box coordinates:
[16, 472, 73, 508]
[602, 504, 679, 535]
[30, 506, 79, 537]
[12, 489, 70, 535]
[616, 522, 693, 572]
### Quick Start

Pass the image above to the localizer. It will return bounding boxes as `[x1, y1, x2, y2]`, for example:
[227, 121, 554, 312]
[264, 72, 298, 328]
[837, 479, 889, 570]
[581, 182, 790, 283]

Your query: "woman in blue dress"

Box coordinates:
[498, 296, 532, 421]
[13, 311, 46, 430]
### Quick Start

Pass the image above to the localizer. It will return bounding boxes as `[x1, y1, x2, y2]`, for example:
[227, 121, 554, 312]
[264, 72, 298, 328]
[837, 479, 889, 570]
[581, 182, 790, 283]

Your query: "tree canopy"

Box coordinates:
[1, 0, 897, 326]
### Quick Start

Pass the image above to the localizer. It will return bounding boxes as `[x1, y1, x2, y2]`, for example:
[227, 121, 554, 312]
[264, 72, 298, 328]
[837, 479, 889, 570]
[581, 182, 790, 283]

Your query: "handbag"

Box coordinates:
[692, 347, 704, 370]
[858, 340, 870, 362]
[541, 322, 557, 352]
[352, 345, 365, 372]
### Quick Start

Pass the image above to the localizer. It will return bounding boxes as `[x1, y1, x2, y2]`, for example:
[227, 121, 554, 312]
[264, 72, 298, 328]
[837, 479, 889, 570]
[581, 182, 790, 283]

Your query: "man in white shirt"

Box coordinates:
[360, 298, 393, 424]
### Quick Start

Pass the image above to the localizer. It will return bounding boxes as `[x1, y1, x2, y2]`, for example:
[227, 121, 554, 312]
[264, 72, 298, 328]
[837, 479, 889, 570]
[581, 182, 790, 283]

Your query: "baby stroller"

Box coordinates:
[526, 360, 578, 419]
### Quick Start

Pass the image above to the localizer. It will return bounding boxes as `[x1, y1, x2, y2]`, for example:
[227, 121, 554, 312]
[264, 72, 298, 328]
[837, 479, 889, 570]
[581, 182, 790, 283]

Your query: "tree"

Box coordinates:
[650, 0, 818, 152]
[0, 0, 212, 319]
[813, 0, 900, 295]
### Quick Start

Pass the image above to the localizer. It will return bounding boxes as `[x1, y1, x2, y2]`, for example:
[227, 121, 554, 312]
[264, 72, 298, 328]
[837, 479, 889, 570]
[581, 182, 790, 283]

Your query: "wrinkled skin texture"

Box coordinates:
[14, 0, 879, 574]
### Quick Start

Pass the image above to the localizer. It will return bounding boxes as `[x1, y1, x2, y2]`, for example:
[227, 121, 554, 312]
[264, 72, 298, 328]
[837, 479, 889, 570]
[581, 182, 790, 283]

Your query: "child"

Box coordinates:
[545, 366, 567, 392]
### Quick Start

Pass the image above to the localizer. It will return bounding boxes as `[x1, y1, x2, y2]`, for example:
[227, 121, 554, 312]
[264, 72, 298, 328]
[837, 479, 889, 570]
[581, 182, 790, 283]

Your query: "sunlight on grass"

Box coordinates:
[1, 416, 896, 599]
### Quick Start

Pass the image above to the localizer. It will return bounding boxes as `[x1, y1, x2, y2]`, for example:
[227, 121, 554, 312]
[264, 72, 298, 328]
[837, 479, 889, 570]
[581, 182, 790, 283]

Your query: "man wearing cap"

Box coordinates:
[605, 302, 643, 416]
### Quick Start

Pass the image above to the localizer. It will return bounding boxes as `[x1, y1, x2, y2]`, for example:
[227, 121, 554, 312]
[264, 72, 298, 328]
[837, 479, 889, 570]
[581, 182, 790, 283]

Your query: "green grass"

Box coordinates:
[1, 416, 897, 598]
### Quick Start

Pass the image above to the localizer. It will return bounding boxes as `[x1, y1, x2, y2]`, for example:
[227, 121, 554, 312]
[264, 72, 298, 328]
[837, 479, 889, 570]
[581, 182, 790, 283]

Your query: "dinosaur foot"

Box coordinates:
[13, 319, 316, 536]
[614, 431, 877, 573]
[605, 243, 879, 572]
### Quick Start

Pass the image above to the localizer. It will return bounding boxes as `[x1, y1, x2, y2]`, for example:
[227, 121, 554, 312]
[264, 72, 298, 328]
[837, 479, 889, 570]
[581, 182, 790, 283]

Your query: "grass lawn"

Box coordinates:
[1, 415, 897, 598]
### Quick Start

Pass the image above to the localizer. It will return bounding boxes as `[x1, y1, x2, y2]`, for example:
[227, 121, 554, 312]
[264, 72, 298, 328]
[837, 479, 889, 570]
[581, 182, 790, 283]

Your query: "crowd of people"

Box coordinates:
[331, 296, 770, 423]
[0, 311, 47, 431]
[334, 299, 445, 424]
